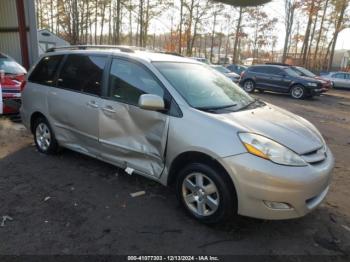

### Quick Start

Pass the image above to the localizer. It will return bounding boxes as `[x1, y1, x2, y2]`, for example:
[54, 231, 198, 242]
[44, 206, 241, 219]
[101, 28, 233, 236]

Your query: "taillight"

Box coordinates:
[20, 80, 26, 91]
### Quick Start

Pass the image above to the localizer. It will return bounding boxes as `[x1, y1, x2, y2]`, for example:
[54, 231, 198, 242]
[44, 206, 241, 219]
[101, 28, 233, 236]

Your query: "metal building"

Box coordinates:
[0, 0, 38, 69]
[37, 29, 70, 55]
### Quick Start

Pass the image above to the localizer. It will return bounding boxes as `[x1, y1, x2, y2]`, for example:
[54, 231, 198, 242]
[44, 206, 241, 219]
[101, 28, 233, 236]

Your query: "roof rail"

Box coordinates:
[46, 45, 135, 53]
[265, 62, 291, 66]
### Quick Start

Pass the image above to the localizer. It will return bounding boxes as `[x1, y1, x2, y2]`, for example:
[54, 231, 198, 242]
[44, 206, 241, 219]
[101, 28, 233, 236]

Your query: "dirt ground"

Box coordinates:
[0, 89, 350, 256]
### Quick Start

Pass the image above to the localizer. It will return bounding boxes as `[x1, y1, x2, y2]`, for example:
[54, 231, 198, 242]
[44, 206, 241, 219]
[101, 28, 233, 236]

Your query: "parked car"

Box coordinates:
[0, 52, 26, 114]
[289, 66, 332, 90]
[211, 65, 240, 83]
[226, 64, 247, 75]
[321, 72, 350, 89]
[190, 57, 210, 65]
[240, 64, 329, 99]
[21, 46, 334, 224]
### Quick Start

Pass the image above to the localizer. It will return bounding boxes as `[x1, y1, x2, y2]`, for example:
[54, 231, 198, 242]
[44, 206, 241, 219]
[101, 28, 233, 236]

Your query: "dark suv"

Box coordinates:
[239, 65, 328, 99]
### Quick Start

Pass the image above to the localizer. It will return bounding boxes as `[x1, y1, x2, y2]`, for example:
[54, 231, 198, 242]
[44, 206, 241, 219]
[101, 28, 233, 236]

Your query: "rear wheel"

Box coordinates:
[290, 85, 305, 99]
[243, 80, 255, 93]
[33, 117, 59, 154]
[176, 163, 236, 224]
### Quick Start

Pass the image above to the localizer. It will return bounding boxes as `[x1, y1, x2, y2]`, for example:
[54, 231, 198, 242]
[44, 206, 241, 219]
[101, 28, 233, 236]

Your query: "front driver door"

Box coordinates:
[99, 58, 169, 178]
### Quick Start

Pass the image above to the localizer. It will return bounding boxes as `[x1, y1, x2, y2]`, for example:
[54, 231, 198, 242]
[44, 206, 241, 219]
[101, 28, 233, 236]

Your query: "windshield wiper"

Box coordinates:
[238, 98, 262, 111]
[195, 104, 237, 112]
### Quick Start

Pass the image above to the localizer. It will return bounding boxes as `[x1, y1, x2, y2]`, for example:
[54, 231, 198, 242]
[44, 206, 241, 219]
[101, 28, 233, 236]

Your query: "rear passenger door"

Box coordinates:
[332, 73, 348, 88]
[265, 67, 288, 92]
[345, 74, 350, 88]
[99, 58, 170, 178]
[48, 54, 107, 157]
[250, 67, 269, 88]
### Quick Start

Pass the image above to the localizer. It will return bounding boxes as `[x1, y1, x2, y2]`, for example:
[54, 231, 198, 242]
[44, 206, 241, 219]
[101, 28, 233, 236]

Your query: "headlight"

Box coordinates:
[238, 133, 307, 166]
[307, 82, 318, 87]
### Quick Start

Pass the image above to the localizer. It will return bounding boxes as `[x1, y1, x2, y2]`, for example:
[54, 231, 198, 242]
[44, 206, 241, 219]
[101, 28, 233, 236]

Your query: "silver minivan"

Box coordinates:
[21, 46, 334, 224]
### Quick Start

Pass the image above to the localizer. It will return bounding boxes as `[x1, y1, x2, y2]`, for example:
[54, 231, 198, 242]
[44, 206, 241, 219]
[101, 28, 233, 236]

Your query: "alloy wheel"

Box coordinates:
[291, 86, 304, 99]
[182, 172, 220, 217]
[35, 122, 51, 151]
[243, 80, 255, 92]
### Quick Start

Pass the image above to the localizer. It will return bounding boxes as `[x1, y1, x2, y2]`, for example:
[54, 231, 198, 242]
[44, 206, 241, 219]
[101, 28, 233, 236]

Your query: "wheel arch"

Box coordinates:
[243, 78, 256, 85]
[288, 82, 306, 92]
[167, 151, 237, 197]
[30, 111, 47, 134]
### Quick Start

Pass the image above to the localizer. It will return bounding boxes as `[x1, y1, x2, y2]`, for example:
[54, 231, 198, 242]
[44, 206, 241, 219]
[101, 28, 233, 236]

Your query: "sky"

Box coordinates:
[264, 0, 350, 50]
[148, 0, 350, 51]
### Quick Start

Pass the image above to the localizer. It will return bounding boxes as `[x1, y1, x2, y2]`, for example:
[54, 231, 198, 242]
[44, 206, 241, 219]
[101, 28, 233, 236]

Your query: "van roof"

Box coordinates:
[45, 45, 199, 64]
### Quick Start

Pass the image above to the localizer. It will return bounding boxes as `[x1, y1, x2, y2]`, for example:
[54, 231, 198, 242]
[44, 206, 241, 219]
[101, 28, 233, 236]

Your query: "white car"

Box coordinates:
[322, 72, 350, 89]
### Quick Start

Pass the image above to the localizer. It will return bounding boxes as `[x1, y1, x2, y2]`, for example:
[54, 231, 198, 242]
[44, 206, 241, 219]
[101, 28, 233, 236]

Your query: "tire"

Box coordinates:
[242, 80, 255, 93]
[33, 117, 59, 154]
[290, 85, 305, 99]
[176, 163, 236, 224]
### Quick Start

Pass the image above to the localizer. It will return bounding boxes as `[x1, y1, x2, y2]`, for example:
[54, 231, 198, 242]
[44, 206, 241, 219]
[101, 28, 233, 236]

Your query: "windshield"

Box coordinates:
[292, 67, 316, 77]
[213, 66, 231, 74]
[0, 57, 26, 75]
[154, 62, 254, 110]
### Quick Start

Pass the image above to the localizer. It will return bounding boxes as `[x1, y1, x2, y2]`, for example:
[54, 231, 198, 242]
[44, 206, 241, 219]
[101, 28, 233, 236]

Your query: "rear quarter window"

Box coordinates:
[28, 55, 64, 86]
[265, 67, 282, 75]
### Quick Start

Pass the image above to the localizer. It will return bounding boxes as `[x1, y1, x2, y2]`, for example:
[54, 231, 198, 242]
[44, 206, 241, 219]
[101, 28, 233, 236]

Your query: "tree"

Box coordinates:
[328, 0, 349, 70]
[282, 0, 297, 63]
[209, 4, 224, 63]
[300, 0, 316, 65]
[312, 0, 329, 67]
[232, 6, 244, 64]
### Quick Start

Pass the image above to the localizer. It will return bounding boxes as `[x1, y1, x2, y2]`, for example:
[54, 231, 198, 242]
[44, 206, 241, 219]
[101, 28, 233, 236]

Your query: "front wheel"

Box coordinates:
[176, 163, 236, 224]
[290, 85, 305, 99]
[242, 80, 255, 93]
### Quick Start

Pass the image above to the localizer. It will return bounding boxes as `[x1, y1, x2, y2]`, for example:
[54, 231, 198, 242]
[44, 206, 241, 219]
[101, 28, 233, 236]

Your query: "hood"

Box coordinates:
[300, 76, 322, 84]
[213, 104, 324, 155]
[315, 76, 331, 83]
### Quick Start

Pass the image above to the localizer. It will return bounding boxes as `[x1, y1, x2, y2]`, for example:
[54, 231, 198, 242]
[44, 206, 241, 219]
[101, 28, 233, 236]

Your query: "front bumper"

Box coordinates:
[220, 147, 334, 220]
[310, 87, 329, 95]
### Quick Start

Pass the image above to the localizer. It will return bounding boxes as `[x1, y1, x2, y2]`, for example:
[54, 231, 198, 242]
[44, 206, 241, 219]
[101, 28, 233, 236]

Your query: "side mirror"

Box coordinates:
[138, 94, 165, 111]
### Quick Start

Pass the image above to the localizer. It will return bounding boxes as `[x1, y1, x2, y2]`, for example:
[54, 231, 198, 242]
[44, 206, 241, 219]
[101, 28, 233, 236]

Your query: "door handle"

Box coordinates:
[102, 106, 116, 113]
[87, 101, 99, 109]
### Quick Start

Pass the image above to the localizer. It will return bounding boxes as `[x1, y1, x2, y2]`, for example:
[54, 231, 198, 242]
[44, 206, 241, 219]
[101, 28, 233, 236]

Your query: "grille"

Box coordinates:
[301, 146, 327, 164]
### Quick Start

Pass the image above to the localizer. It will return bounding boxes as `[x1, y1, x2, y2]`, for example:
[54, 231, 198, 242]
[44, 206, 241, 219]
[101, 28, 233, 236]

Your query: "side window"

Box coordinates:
[334, 73, 345, 79]
[250, 66, 263, 73]
[108, 59, 164, 105]
[267, 67, 282, 75]
[228, 65, 235, 71]
[28, 55, 63, 86]
[57, 54, 107, 96]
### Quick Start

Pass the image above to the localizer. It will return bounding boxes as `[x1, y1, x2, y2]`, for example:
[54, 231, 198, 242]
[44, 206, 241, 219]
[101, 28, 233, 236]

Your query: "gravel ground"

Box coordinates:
[0, 89, 350, 256]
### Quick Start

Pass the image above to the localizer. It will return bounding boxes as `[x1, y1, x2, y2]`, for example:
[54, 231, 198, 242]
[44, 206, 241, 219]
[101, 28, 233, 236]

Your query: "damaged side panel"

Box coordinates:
[99, 101, 169, 178]
[48, 88, 101, 157]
